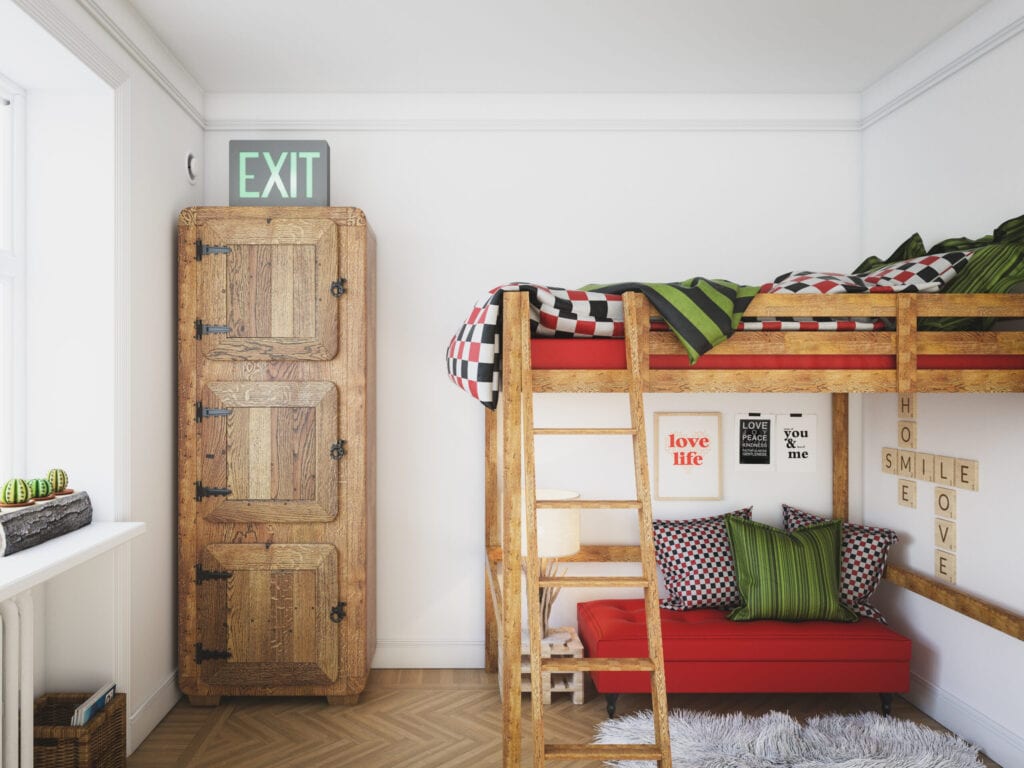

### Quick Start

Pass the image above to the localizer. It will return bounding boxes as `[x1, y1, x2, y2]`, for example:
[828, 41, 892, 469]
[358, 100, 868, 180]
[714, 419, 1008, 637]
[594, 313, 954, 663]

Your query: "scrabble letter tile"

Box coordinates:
[898, 394, 916, 418]
[954, 459, 978, 491]
[897, 421, 917, 448]
[897, 450, 917, 478]
[881, 447, 897, 475]
[916, 452, 935, 483]
[934, 487, 956, 519]
[934, 455, 956, 485]
[934, 518, 957, 552]
[898, 479, 917, 508]
[934, 550, 957, 584]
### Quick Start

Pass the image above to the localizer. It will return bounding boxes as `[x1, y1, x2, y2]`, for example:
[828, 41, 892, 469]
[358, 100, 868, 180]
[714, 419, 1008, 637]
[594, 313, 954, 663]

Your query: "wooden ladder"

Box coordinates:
[521, 292, 672, 767]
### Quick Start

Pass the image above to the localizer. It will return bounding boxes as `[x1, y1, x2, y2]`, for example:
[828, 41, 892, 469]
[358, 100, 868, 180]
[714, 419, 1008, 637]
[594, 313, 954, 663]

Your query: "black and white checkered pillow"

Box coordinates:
[768, 251, 972, 295]
[446, 283, 624, 408]
[782, 504, 898, 622]
[653, 509, 753, 610]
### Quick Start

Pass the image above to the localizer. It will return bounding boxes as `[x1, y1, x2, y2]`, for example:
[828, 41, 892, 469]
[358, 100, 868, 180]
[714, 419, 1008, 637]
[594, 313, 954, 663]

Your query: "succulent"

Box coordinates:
[1, 478, 31, 505]
[27, 478, 52, 499]
[47, 468, 69, 493]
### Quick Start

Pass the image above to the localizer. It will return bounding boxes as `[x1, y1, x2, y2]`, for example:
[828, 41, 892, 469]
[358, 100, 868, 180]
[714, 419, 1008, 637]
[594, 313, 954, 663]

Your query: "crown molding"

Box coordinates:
[203, 93, 863, 133]
[862, 0, 1024, 128]
[75, 0, 204, 127]
[11, 0, 127, 87]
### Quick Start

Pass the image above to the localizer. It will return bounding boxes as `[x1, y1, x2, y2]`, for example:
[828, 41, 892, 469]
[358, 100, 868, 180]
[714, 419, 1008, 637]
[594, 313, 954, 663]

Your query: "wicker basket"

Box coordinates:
[34, 693, 126, 768]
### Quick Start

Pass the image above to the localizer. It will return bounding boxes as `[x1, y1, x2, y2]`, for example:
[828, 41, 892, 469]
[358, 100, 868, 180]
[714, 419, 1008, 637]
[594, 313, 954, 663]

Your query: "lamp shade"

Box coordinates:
[522, 489, 581, 558]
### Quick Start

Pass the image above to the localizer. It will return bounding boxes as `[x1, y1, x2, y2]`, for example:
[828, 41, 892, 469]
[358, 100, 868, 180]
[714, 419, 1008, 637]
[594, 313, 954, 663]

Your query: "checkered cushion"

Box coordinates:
[653, 509, 753, 610]
[768, 251, 972, 295]
[782, 504, 899, 622]
[446, 283, 624, 408]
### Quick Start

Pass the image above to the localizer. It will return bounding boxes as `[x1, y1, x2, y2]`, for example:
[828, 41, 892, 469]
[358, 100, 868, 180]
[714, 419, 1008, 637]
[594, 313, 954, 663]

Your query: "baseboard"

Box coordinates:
[906, 672, 1024, 768]
[372, 640, 485, 669]
[127, 669, 181, 754]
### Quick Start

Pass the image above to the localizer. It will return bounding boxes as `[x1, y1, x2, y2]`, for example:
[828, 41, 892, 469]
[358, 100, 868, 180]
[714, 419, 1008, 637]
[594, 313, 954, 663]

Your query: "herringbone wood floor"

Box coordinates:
[129, 670, 1000, 767]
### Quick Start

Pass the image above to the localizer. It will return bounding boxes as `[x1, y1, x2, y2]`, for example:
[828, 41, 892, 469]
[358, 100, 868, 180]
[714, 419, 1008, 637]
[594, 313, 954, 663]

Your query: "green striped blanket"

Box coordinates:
[581, 279, 761, 363]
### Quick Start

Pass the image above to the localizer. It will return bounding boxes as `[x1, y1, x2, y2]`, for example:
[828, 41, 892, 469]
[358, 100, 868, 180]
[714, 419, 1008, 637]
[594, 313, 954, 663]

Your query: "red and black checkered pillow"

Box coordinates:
[767, 251, 971, 295]
[782, 504, 898, 622]
[653, 508, 753, 610]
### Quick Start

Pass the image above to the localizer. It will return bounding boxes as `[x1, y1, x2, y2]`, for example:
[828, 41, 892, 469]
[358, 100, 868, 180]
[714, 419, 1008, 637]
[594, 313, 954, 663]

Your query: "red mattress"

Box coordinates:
[578, 599, 911, 694]
[532, 338, 1024, 370]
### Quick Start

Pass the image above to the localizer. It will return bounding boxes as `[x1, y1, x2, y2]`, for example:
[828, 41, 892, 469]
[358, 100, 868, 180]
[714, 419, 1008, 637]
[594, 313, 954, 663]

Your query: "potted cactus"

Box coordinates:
[0, 478, 34, 508]
[48, 468, 72, 495]
[27, 478, 55, 501]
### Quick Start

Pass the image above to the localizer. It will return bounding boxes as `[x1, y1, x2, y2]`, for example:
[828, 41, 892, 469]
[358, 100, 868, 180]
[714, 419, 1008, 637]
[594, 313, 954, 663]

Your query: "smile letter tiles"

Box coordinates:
[883, 394, 976, 585]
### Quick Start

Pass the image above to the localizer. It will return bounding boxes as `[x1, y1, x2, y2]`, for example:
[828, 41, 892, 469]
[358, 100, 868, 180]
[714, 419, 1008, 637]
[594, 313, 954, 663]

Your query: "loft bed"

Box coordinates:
[481, 290, 1024, 768]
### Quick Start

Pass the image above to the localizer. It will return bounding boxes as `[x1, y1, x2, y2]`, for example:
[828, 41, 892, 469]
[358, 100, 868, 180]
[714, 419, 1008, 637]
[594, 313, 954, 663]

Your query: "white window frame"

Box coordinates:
[0, 73, 26, 478]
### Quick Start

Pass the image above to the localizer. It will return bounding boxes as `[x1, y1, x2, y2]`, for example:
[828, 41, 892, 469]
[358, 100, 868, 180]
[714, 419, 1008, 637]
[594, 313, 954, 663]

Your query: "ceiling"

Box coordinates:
[127, 0, 990, 94]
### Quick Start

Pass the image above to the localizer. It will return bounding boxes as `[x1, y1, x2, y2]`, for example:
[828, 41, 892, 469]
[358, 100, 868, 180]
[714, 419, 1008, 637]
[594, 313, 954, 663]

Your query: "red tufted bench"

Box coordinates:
[578, 598, 911, 717]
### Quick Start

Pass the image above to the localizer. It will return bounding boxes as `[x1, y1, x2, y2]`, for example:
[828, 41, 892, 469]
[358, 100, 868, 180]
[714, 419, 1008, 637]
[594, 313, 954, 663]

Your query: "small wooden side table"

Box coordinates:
[519, 626, 584, 705]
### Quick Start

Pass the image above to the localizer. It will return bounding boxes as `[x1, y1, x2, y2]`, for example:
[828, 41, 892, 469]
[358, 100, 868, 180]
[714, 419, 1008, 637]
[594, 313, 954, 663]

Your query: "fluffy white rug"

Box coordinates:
[594, 710, 985, 767]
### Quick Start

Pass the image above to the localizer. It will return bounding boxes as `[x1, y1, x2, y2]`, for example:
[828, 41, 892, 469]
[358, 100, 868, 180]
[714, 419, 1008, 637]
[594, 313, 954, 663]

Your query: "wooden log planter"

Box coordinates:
[0, 491, 92, 556]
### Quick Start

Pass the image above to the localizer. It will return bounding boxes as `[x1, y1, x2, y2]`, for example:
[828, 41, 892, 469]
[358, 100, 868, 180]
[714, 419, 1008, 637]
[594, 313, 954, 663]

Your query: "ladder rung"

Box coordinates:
[536, 499, 640, 509]
[533, 427, 635, 435]
[545, 743, 664, 761]
[538, 576, 649, 588]
[543, 657, 654, 673]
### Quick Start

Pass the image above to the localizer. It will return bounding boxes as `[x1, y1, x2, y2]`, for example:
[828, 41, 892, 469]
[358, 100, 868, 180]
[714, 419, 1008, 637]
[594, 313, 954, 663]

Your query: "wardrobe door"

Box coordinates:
[197, 381, 339, 523]
[195, 544, 340, 687]
[194, 217, 339, 360]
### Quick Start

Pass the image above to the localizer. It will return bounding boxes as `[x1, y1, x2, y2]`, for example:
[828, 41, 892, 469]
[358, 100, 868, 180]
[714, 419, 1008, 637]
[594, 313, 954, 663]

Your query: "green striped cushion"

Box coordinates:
[724, 517, 856, 623]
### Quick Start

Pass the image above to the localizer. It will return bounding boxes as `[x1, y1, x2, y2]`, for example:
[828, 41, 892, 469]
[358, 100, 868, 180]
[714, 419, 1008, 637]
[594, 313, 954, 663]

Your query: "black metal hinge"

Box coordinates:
[195, 482, 232, 501]
[330, 440, 347, 460]
[330, 602, 347, 623]
[195, 563, 232, 584]
[194, 643, 231, 664]
[195, 401, 232, 422]
[330, 278, 347, 297]
[194, 319, 232, 340]
[195, 240, 232, 261]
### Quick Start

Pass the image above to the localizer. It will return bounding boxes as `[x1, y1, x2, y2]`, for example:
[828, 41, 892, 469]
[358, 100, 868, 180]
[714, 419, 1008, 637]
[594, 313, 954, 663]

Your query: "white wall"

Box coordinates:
[861, 24, 1024, 768]
[203, 105, 863, 666]
[2, 0, 204, 751]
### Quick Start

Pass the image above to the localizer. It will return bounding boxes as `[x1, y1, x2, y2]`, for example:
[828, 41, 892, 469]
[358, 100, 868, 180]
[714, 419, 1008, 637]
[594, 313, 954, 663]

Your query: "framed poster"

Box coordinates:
[777, 413, 817, 472]
[655, 412, 722, 500]
[737, 414, 774, 469]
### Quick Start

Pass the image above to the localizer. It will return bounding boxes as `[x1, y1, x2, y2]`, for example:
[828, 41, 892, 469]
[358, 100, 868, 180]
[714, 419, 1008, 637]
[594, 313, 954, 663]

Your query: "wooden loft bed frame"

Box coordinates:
[484, 290, 1024, 767]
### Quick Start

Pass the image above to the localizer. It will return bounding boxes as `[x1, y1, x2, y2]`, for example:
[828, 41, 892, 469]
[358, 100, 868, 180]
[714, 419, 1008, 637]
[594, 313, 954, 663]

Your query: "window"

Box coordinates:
[0, 75, 24, 478]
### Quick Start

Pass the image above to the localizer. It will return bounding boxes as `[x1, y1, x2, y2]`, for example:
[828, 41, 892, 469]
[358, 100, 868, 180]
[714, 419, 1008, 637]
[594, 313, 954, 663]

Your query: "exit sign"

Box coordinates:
[229, 140, 330, 206]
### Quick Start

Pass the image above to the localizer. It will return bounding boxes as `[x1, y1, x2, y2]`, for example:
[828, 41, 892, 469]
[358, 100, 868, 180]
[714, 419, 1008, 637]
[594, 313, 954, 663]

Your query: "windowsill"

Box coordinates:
[0, 521, 145, 601]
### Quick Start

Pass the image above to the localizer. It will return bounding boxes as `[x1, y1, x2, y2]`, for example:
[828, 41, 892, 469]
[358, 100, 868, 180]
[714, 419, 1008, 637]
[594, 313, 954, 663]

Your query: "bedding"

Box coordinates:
[854, 213, 1024, 331]
[446, 216, 1023, 406]
[446, 279, 758, 408]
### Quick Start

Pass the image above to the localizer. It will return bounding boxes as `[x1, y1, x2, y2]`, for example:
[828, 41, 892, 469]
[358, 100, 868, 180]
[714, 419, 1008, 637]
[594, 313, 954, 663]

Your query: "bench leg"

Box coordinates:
[880, 693, 894, 717]
[605, 693, 620, 718]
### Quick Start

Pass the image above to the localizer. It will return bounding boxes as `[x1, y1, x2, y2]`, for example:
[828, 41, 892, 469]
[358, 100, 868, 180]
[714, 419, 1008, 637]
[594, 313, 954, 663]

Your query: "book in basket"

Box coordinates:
[71, 682, 116, 726]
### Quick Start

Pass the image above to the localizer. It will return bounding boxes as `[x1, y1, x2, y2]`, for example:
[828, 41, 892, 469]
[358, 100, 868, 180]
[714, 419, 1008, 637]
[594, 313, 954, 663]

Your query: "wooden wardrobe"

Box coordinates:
[176, 207, 375, 705]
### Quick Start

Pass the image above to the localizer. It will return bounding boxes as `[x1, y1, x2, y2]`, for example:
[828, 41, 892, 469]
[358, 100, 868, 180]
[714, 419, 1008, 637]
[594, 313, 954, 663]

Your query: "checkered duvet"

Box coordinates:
[446, 252, 973, 408]
[446, 280, 757, 408]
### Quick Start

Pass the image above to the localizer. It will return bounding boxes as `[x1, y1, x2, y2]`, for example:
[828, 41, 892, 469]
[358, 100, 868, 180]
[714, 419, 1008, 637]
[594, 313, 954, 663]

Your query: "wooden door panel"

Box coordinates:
[200, 382, 337, 523]
[197, 218, 337, 360]
[197, 543, 339, 687]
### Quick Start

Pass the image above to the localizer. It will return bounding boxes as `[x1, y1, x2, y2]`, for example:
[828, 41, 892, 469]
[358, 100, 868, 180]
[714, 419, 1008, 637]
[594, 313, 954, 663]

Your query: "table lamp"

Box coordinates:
[524, 489, 581, 636]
